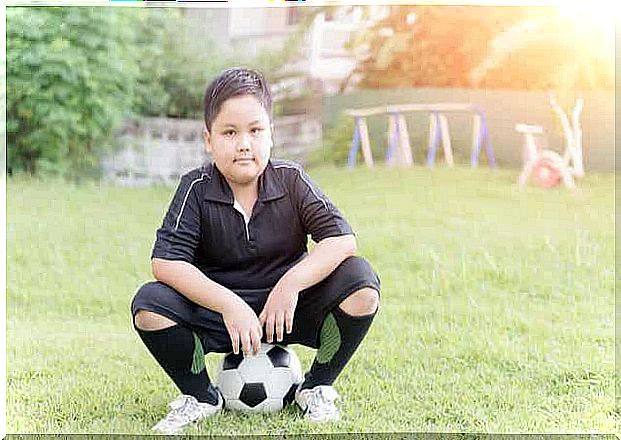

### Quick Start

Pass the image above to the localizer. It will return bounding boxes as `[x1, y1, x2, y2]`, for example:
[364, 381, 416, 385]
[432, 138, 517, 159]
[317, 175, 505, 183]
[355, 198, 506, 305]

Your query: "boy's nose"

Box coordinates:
[237, 134, 251, 151]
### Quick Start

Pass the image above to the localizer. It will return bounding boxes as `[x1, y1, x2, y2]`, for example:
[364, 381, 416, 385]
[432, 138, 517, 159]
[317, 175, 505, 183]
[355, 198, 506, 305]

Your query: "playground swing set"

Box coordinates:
[345, 103, 496, 170]
[344, 94, 585, 189]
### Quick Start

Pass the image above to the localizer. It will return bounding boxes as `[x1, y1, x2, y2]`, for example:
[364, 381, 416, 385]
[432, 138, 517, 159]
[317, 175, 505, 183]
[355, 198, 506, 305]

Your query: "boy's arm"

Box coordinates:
[258, 234, 356, 342]
[151, 258, 243, 314]
[152, 258, 262, 355]
[274, 234, 356, 293]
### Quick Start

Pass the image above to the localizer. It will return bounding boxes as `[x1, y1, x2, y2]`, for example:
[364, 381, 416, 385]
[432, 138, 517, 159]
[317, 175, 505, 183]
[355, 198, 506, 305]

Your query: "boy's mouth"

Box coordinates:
[234, 157, 255, 163]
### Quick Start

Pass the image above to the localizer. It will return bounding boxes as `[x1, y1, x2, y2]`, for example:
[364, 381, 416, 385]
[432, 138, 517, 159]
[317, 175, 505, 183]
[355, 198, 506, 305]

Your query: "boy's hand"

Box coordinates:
[259, 282, 299, 343]
[222, 299, 263, 356]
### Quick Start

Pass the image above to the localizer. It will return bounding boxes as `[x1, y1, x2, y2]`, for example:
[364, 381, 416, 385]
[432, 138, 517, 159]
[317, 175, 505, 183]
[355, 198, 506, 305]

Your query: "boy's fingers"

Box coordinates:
[266, 315, 275, 343]
[241, 332, 252, 355]
[285, 310, 294, 334]
[275, 312, 285, 342]
[230, 330, 240, 355]
[251, 329, 261, 355]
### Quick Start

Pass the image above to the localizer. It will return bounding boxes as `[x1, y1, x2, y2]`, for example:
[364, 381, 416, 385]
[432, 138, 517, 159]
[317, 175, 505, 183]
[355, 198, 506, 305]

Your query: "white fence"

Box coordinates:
[102, 115, 322, 186]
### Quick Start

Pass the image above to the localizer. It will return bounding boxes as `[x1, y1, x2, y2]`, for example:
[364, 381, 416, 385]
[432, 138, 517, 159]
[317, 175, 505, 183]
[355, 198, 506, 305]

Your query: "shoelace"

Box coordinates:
[163, 395, 200, 424]
[305, 387, 339, 417]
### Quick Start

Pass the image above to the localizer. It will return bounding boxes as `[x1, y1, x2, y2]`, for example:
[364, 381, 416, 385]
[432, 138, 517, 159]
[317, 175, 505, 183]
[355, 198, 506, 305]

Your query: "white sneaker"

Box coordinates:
[295, 385, 341, 422]
[152, 392, 223, 435]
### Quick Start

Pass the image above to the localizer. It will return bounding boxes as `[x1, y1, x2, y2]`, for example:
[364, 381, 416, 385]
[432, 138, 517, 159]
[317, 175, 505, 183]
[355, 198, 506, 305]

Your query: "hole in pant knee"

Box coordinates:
[134, 310, 178, 331]
[337, 288, 379, 317]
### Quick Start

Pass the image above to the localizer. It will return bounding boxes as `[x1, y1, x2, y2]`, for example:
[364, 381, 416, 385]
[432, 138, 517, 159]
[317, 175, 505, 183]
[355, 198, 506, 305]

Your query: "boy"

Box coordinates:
[131, 67, 380, 434]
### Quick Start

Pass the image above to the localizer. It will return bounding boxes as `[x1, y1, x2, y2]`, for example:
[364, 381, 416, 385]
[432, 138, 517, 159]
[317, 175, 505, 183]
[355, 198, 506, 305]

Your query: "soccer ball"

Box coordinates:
[215, 343, 303, 413]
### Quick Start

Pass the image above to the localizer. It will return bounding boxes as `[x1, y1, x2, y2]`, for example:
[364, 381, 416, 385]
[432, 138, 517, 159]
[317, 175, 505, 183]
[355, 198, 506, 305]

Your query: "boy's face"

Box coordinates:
[204, 94, 272, 189]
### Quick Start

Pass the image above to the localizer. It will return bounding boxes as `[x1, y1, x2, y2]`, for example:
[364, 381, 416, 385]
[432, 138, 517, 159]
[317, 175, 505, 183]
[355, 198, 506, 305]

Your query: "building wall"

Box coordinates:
[228, 8, 298, 59]
[323, 88, 614, 172]
[182, 8, 230, 47]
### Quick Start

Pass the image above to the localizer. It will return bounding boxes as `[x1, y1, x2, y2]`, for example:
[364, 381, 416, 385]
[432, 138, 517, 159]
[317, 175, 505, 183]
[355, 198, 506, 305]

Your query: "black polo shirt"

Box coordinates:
[152, 159, 354, 290]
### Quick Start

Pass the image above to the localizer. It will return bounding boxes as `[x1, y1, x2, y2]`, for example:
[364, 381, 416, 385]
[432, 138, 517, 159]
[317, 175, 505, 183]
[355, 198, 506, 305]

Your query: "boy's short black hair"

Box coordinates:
[203, 67, 273, 132]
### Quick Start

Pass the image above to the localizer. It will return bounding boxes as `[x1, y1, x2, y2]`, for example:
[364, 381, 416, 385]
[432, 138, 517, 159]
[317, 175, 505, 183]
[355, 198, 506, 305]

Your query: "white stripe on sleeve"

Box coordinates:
[174, 174, 207, 231]
[273, 163, 328, 210]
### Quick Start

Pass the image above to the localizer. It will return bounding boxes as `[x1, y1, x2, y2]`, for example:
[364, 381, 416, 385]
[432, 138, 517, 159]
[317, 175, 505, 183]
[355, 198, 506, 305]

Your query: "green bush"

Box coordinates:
[133, 9, 231, 119]
[308, 113, 355, 167]
[309, 113, 392, 167]
[7, 7, 141, 177]
[6, 7, 230, 177]
[6, 7, 317, 178]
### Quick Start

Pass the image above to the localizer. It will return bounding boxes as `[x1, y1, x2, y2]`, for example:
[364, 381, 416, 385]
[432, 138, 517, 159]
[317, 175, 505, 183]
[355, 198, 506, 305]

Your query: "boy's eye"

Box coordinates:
[251, 127, 264, 135]
[223, 130, 236, 137]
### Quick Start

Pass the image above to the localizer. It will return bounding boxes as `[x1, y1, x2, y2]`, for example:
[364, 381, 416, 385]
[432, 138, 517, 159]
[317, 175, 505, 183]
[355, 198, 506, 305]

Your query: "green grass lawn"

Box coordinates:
[7, 165, 616, 434]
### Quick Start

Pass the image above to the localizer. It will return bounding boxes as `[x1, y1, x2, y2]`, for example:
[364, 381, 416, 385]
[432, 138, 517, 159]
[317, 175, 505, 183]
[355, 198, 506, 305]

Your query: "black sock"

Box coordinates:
[301, 304, 377, 390]
[136, 324, 219, 405]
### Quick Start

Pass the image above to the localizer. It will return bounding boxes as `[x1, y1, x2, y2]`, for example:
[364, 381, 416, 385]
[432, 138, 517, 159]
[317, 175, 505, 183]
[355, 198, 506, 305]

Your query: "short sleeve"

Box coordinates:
[151, 173, 204, 263]
[289, 167, 354, 243]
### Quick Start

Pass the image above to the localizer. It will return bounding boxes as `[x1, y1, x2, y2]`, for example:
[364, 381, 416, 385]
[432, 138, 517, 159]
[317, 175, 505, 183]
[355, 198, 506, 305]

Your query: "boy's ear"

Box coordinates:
[203, 125, 212, 153]
[270, 123, 275, 146]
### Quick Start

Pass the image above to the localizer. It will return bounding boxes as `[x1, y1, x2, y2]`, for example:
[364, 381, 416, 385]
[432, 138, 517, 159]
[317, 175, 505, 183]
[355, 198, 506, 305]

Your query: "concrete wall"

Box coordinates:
[102, 115, 322, 186]
[323, 88, 614, 172]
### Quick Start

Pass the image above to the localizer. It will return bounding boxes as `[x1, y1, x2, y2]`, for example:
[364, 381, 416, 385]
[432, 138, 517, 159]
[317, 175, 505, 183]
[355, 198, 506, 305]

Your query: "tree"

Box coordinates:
[348, 5, 613, 91]
[470, 6, 614, 92]
[349, 6, 530, 89]
[7, 7, 140, 177]
[136, 7, 321, 119]
[7, 7, 229, 176]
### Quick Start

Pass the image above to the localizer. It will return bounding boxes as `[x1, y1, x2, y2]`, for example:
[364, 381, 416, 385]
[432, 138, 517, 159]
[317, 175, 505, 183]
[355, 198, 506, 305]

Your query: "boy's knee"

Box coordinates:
[134, 310, 177, 331]
[338, 287, 379, 317]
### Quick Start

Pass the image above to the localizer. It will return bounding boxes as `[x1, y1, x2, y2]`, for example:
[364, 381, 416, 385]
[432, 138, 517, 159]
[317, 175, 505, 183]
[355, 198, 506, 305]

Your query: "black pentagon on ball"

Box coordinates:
[283, 383, 298, 405]
[266, 345, 290, 368]
[222, 352, 244, 370]
[239, 382, 267, 407]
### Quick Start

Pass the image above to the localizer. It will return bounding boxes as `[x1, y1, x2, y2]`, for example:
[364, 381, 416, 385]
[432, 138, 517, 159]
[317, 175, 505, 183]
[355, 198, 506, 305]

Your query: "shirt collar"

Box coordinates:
[202, 161, 287, 204]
